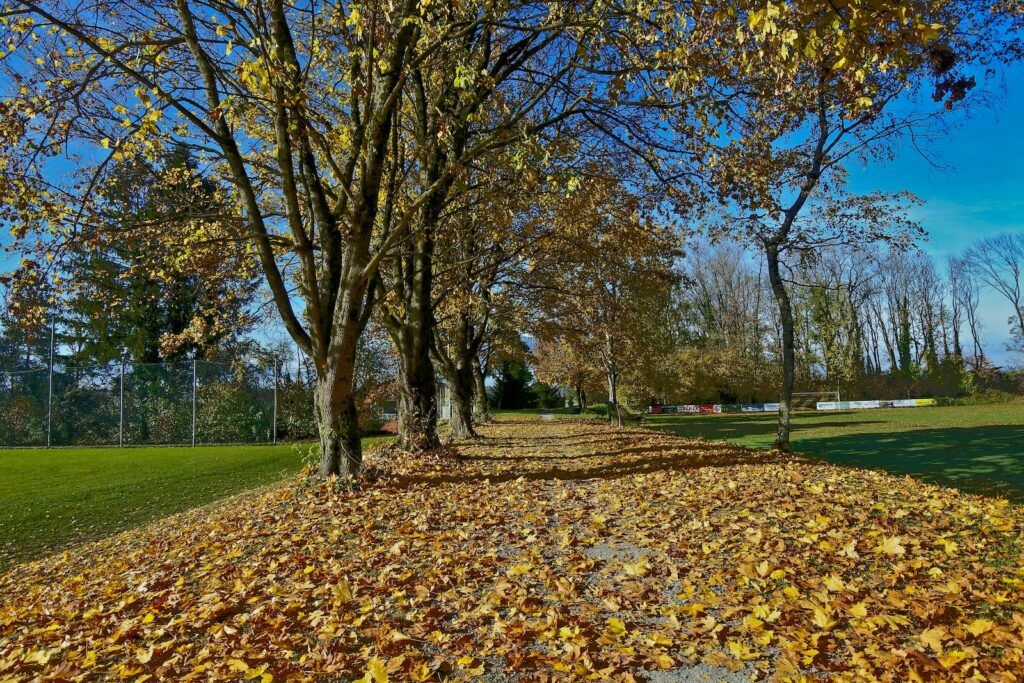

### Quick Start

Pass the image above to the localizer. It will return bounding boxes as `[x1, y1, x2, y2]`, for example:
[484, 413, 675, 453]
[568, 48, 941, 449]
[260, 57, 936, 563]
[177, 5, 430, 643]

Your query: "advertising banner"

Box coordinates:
[849, 400, 880, 409]
[817, 398, 936, 411]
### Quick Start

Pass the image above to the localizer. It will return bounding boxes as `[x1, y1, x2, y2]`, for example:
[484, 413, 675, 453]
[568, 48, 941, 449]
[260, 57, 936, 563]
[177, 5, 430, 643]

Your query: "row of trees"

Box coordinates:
[543, 238, 1022, 414]
[2, 0, 1022, 471]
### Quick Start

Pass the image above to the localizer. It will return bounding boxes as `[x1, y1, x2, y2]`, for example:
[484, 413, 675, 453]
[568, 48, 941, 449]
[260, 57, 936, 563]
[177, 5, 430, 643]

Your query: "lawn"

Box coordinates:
[645, 402, 1024, 499]
[0, 436, 393, 569]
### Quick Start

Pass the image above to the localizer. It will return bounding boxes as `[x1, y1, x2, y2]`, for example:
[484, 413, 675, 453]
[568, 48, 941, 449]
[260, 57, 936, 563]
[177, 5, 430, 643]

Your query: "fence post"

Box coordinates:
[272, 361, 278, 445]
[191, 358, 197, 447]
[46, 318, 54, 448]
[119, 358, 125, 447]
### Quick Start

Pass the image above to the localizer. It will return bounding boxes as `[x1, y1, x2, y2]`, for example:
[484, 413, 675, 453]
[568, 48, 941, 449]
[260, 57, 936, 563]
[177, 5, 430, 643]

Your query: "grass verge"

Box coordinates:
[0, 436, 393, 569]
[644, 402, 1024, 499]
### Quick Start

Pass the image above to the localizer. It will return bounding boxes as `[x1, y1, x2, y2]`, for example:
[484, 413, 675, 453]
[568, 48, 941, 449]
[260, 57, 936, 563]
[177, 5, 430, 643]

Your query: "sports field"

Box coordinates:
[645, 402, 1024, 500]
[0, 436, 392, 569]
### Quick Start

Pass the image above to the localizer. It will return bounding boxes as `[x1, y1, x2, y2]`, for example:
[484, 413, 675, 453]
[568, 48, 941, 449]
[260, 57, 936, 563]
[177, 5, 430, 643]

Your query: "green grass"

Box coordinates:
[645, 402, 1024, 500]
[0, 436, 393, 569]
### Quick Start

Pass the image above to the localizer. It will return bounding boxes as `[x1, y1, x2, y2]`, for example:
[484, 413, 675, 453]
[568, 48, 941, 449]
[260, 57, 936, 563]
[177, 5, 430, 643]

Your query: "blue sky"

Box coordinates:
[846, 61, 1024, 366]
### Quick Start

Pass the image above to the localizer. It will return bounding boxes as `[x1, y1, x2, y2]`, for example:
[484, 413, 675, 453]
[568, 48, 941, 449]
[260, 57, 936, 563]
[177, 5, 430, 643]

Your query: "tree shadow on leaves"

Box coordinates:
[385, 430, 804, 489]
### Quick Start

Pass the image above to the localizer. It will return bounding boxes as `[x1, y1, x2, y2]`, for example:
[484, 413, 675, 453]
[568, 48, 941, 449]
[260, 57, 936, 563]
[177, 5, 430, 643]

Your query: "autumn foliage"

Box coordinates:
[2, 419, 1023, 681]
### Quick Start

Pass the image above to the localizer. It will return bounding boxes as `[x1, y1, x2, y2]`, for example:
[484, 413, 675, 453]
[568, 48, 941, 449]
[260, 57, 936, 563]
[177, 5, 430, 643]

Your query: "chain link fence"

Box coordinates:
[0, 357, 317, 448]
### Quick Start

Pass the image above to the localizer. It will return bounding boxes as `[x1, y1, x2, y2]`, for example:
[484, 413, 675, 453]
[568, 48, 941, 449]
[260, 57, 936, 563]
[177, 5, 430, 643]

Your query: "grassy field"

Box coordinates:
[645, 402, 1024, 499]
[0, 436, 392, 569]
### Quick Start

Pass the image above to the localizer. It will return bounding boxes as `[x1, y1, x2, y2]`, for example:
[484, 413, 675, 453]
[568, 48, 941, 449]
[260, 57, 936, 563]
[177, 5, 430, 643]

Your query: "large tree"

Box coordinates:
[694, 0, 1012, 450]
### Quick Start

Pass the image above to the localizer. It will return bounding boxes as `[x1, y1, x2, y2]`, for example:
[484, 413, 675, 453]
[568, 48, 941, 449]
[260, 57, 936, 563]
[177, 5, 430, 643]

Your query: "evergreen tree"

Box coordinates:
[60, 146, 259, 364]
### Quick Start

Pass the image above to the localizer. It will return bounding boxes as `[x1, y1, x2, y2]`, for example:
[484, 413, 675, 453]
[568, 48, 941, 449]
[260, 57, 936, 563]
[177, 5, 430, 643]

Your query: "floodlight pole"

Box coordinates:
[119, 357, 125, 447]
[46, 318, 54, 448]
[191, 357, 197, 447]
[272, 360, 278, 445]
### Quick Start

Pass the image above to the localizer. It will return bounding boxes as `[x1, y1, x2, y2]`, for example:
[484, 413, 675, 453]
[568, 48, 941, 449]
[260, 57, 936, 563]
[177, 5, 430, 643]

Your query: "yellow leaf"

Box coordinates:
[848, 602, 868, 618]
[507, 563, 532, 577]
[919, 626, 946, 653]
[333, 579, 353, 602]
[937, 650, 967, 669]
[363, 657, 388, 683]
[875, 537, 905, 556]
[622, 557, 649, 577]
[965, 618, 994, 637]
[812, 607, 836, 631]
[228, 659, 250, 672]
[410, 662, 432, 682]
[607, 617, 627, 636]
[727, 640, 758, 660]
[824, 574, 845, 592]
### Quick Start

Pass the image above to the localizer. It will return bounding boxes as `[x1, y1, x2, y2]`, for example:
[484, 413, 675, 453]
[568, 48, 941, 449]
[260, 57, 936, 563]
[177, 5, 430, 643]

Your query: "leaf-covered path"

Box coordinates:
[2, 419, 1023, 681]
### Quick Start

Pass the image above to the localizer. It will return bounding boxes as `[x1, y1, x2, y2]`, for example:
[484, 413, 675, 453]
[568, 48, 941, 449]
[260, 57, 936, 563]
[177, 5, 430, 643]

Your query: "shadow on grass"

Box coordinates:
[796, 425, 1024, 501]
[646, 415, 886, 441]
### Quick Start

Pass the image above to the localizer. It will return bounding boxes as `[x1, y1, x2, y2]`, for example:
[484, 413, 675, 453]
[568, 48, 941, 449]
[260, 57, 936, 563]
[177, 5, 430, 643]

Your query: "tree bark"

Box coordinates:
[445, 355, 477, 440]
[396, 339, 440, 452]
[766, 244, 794, 452]
[607, 368, 622, 428]
[314, 362, 362, 478]
[604, 333, 622, 428]
[472, 357, 490, 423]
[433, 310, 483, 440]
[385, 221, 442, 452]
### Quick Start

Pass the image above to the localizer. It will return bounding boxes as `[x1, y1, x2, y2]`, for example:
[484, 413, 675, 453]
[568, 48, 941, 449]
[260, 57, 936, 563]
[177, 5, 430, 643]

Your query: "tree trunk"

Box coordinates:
[472, 358, 490, 423]
[766, 244, 794, 452]
[446, 356, 477, 440]
[392, 227, 441, 452]
[396, 346, 440, 452]
[604, 333, 622, 429]
[431, 305, 483, 441]
[607, 368, 622, 429]
[314, 365, 362, 478]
